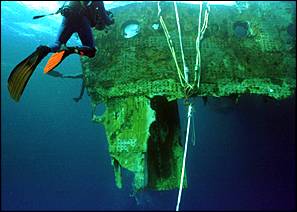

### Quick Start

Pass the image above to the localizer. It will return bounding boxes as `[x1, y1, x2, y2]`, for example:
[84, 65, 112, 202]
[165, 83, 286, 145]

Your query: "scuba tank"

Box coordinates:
[95, 10, 114, 31]
[82, 1, 99, 27]
[82, 1, 114, 29]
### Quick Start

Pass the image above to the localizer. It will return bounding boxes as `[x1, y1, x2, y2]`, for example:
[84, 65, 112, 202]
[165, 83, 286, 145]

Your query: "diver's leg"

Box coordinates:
[36, 45, 51, 59]
[43, 17, 78, 73]
[76, 17, 97, 58]
[48, 17, 74, 52]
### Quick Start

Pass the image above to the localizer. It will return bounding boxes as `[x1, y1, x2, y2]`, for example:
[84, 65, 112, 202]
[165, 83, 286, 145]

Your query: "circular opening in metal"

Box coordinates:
[233, 21, 249, 38]
[122, 21, 140, 38]
[152, 23, 160, 30]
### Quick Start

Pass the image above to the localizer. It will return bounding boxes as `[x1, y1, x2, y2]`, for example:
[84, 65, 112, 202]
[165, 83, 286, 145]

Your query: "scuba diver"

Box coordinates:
[7, 1, 114, 102]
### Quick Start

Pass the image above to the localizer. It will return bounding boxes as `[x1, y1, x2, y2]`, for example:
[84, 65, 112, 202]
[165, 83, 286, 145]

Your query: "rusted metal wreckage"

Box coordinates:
[80, 1, 296, 192]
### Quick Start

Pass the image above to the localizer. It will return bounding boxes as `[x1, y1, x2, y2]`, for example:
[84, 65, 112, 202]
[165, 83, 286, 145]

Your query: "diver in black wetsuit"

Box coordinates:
[48, 1, 114, 58]
[8, 1, 114, 102]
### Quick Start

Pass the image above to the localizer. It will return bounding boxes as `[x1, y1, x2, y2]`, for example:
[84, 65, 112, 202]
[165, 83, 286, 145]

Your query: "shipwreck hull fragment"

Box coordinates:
[94, 96, 186, 191]
[81, 1, 296, 191]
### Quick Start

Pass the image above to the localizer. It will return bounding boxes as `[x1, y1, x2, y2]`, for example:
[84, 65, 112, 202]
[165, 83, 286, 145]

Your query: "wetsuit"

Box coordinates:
[7, 1, 114, 102]
[48, 1, 112, 58]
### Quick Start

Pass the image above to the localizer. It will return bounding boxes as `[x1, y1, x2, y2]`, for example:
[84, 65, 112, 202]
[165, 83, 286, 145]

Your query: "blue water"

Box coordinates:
[1, 1, 296, 210]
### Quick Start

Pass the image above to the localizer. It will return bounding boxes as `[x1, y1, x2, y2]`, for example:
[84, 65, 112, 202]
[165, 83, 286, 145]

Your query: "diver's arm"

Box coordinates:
[78, 80, 85, 98]
[63, 73, 83, 79]
[73, 79, 85, 102]
[48, 70, 83, 79]
[47, 70, 64, 78]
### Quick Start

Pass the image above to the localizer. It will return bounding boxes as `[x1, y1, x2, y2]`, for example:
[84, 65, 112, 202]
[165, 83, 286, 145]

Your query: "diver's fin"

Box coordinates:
[44, 50, 72, 74]
[44, 46, 93, 73]
[7, 46, 49, 102]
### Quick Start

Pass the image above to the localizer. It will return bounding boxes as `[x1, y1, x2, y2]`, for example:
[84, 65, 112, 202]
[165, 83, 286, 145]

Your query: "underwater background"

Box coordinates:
[1, 1, 296, 210]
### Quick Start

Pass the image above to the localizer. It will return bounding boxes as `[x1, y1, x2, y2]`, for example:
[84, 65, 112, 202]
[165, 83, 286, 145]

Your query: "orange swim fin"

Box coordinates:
[44, 46, 90, 73]
[44, 50, 71, 74]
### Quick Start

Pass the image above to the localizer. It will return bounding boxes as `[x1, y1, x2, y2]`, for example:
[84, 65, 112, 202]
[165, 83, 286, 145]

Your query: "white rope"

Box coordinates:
[176, 104, 192, 211]
[158, 1, 210, 91]
[195, 2, 210, 89]
[157, 1, 193, 90]
[194, 2, 203, 86]
[156, 2, 211, 211]
[174, 2, 188, 83]
[156, 2, 210, 210]
[200, 3, 210, 39]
